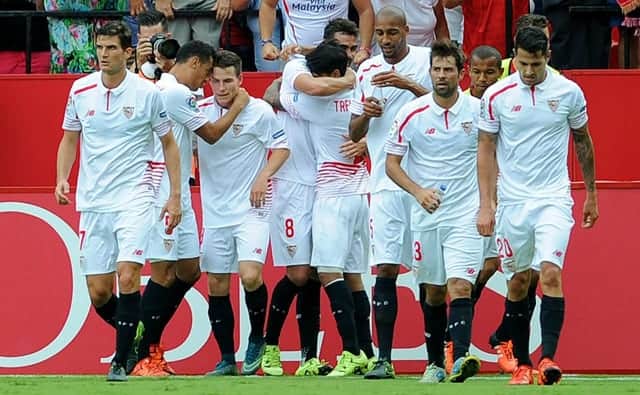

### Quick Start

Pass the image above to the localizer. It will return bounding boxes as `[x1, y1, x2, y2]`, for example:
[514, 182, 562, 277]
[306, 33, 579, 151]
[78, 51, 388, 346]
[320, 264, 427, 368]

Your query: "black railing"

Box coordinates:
[0, 10, 217, 73]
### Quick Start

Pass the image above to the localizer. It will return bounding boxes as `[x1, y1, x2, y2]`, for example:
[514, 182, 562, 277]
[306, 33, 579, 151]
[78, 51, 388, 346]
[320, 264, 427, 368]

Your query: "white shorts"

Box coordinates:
[495, 199, 574, 279]
[147, 207, 199, 261]
[78, 201, 154, 275]
[483, 236, 498, 260]
[310, 195, 369, 274]
[412, 225, 484, 286]
[270, 178, 314, 267]
[200, 219, 270, 274]
[369, 190, 413, 267]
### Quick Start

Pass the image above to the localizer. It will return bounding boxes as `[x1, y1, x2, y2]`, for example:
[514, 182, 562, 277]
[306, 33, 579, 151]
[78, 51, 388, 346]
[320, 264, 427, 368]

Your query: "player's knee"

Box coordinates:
[207, 274, 230, 296]
[150, 263, 176, 287]
[376, 264, 400, 279]
[286, 266, 310, 287]
[117, 265, 140, 293]
[240, 270, 263, 291]
[447, 278, 473, 299]
[540, 263, 562, 291]
[177, 263, 201, 285]
[508, 270, 531, 300]
[425, 284, 447, 305]
[88, 286, 113, 307]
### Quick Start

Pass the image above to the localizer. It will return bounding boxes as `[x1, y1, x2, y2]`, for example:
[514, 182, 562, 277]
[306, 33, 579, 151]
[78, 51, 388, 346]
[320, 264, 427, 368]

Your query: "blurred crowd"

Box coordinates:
[0, 0, 639, 74]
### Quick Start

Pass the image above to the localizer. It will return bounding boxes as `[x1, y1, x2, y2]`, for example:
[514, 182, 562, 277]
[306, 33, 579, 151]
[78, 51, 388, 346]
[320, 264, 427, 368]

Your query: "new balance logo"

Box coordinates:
[85, 109, 95, 117]
[511, 105, 522, 112]
[133, 249, 144, 256]
[253, 248, 263, 255]
[425, 128, 436, 135]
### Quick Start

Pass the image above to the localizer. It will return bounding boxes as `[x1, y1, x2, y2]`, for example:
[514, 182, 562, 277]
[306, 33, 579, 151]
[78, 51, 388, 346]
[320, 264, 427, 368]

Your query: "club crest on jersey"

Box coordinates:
[547, 99, 560, 112]
[122, 106, 135, 119]
[232, 124, 244, 136]
[461, 121, 473, 135]
[287, 245, 297, 257]
[163, 239, 174, 252]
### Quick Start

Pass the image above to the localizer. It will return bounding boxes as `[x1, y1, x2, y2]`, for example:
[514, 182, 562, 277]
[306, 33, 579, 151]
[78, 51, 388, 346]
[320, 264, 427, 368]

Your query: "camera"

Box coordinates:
[148, 33, 180, 64]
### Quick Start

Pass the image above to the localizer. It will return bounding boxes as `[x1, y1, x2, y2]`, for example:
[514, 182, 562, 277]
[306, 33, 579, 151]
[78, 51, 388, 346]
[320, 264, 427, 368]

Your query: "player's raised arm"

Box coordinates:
[293, 69, 356, 97]
[195, 87, 250, 144]
[259, 0, 280, 60]
[571, 123, 598, 228]
[352, 0, 375, 65]
[55, 131, 79, 205]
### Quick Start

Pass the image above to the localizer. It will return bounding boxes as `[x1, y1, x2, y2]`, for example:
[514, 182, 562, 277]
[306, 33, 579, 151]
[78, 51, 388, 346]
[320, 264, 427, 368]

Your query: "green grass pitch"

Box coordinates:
[1, 375, 640, 395]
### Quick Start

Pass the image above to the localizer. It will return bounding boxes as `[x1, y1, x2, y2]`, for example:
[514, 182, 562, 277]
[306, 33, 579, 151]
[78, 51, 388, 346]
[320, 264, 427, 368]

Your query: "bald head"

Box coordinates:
[375, 5, 406, 26]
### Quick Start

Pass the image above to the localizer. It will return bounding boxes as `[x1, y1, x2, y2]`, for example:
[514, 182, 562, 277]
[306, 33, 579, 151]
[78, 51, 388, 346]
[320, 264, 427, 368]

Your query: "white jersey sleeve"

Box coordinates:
[568, 84, 588, 129]
[62, 88, 82, 131]
[384, 111, 410, 157]
[258, 102, 288, 150]
[149, 89, 172, 137]
[163, 87, 208, 132]
[281, 57, 311, 96]
[478, 91, 500, 134]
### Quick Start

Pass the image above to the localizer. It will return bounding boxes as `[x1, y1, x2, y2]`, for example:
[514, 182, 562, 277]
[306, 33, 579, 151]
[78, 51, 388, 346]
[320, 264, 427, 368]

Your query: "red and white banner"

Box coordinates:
[0, 187, 637, 374]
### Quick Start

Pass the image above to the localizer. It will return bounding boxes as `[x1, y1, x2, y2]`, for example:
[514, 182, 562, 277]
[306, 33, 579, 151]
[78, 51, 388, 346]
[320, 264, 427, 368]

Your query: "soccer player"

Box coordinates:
[261, 19, 365, 377]
[467, 45, 504, 100]
[54, 21, 182, 382]
[280, 42, 372, 377]
[198, 50, 290, 376]
[385, 39, 483, 384]
[259, 0, 374, 65]
[477, 26, 599, 385]
[349, 5, 432, 379]
[131, 41, 251, 376]
[500, 14, 553, 79]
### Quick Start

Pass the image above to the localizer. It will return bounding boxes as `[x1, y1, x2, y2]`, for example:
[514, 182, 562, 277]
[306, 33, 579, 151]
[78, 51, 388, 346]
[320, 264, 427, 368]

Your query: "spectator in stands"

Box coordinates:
[154, 0, 229, 47]
[443, 0, 530, 58]
[543, 0, 612, 69]
[0, 0, 49, 73]
[444, 4, 463, 46]
[259, 0, 375, 65]
[245, 0, 282, 71]
[133, 10, 175, 78]
[619, 0, 640, 67]
[371, 0, 449, 49]
[44, 0, 144, 73]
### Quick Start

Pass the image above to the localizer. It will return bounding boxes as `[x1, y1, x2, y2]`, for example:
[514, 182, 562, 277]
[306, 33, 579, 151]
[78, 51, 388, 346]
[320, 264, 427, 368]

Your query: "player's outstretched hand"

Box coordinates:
[250, 175, 268, 208]
[476, 206, 496, 236]
[414, 188, 441, 214]
[232, 88, 250, 110]
[55, 180, 71, 205]
[582, 197, 599, 228]
[340, 135, 367, 158]
[353, 49, 370, 67]
[161, 196, 182, 234]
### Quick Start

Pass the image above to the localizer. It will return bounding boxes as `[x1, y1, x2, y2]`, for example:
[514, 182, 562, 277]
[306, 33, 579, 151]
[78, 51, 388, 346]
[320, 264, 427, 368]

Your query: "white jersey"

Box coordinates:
[372, 0, 439, 47]
[275, 56, 317, 186]
[385, 92, 480, 231]
[281, 89, 368, 198]
[478, 69, 588, 204]
[198, 96, 288, 228]
[62, 71, 171, 212]
[154, 73, 209, 208]
[350, 45, 433, 194]
[280, 0, 349, 47]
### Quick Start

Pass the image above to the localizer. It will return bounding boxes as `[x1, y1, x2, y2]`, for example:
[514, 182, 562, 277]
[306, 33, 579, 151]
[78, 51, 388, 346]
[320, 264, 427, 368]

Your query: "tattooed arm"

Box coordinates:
[572, 123, 599, 228]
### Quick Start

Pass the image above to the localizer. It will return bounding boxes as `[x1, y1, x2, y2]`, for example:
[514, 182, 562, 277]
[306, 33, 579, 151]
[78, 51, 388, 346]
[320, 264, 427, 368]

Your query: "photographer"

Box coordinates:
[134, 10, 181, 80]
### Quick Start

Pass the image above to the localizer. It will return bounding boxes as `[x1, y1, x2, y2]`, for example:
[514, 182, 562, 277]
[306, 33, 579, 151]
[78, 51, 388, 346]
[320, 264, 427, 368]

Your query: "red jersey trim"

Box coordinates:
[488, 83, 518, 120]
[398, 104, 430, 143]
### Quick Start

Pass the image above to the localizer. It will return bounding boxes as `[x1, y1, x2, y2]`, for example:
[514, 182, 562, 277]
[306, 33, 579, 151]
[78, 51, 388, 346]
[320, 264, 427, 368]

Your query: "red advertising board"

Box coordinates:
[0, 186, 637, 374]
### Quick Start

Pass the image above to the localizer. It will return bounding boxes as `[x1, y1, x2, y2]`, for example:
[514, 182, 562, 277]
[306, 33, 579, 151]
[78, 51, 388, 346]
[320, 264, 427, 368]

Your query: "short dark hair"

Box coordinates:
[323, 18, 359, 40]
[175, 40, 215, 66]
[96, 21, 132, 49]
[430, 39, 465, 72]
[516, 14, 548, 32]
[306, 41, 349, 77]
[214, 49, 242, 76]
[137, 10, 168, 32]
[514, 26, 548, 55]
[470, 45, 502, 64]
